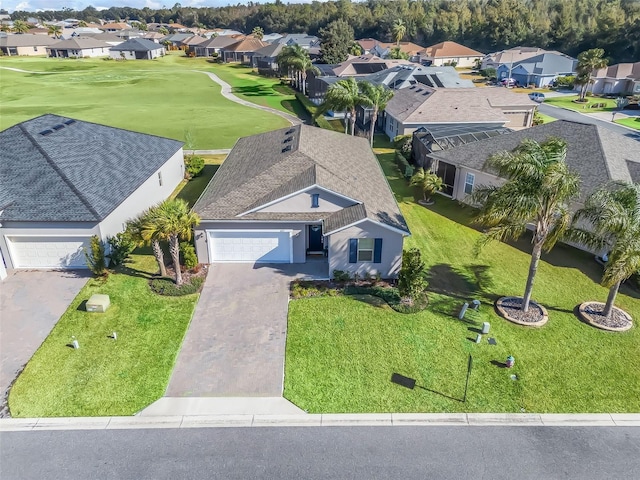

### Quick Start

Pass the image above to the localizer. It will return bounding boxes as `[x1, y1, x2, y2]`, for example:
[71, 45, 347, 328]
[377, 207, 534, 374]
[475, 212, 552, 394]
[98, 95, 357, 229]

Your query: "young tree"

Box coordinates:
[410, 169, 444, 203]
[472, 137, 580, 313]
[392, 19, 406, 47]
[251, 26, 264, 40]
[568, 183, 640, 319]
[318, 19, 354, 64]
[359, 81, 394, 146]
[398, 248, 427, 304]
[152, 199, 201, 286]
[576, 48, 608, 101]
[84, 235, 107, 276]
[320, 77, 363, 136]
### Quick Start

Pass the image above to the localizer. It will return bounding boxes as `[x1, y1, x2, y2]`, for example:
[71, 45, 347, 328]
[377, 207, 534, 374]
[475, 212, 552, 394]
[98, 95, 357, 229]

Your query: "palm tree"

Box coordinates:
[48, 25, 62, 38]
[127, 209, 168, 277]
[410, 169, 444, 203]
[289, 51, 319, 96]
[392, 19, 406, 47]
[159, 26, 169, 36]
[77, 20, 88, 28]
[251, 26, 264, 40]
[276, 44, 307, 89]
[320, 77, 363, 136]
[567, 183, 640, 319]
[576, 48, 608, 101]
[472, 137, 581, 313]
[12, 20, 29, 34]
[359, 81, 394, 146]
[152, 199, 200, 286]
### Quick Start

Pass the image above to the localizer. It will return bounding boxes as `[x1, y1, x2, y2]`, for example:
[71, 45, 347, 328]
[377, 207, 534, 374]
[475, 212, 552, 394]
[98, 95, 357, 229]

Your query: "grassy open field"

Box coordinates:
[0, 53, 290, 148]
[283, 143, 640, 414]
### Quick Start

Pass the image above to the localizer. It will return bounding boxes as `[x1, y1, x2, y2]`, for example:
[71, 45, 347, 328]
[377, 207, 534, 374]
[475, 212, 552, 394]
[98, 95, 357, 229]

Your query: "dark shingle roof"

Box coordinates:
[110, 37, 163, 52]
[0, 33, 57, 47]
[193, 125, 409, 234]
[428, 120, 639, 201]
[0, 114, 183, 222]
[48, 36, 111, 49]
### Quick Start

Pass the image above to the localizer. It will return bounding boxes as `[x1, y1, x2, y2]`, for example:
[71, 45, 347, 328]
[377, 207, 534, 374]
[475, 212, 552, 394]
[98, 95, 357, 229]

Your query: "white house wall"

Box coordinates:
[256, 187, 355, 213]
[327, 220, 404, 278]
[451, 166, 505, 203]
[98, 148, 184, 239]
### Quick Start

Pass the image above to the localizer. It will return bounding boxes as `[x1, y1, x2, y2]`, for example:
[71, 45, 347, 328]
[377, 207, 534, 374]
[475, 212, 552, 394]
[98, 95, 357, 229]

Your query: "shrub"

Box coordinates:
[84, 235, 107, 276]
[398, 248, 428, 303]
[184, 155, 205, 178]
[393, 134, 412, 153]
[150, 275, 204, 296]
[555, 75, 575, 88]
[291, 281, 341, 298]
[480, 68, 496, 79]
[395, 152, 412, 178]
[107, 231, 136, 267]
[332, 270, 351, 282]
[180, 242, 198, 269]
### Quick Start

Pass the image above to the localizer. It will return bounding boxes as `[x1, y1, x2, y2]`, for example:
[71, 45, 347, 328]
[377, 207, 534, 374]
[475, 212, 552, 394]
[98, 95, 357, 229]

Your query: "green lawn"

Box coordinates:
[544, 95, 617, 112]
[171, 154, 225, 207]
[284, 146, 640, 414]
[8, 254, 199, 417]
[0, 54, 290, 148]
[535, 112, 557, 124]
[615, 116, 640, 130]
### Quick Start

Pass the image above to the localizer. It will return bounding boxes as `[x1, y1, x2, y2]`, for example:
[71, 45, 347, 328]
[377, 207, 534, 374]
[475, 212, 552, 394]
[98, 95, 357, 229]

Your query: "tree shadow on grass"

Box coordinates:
[233, 85, 278, 97]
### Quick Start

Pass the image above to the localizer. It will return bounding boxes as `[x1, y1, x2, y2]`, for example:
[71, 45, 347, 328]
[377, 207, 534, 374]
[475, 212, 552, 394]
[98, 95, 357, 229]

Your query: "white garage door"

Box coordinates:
[8, 236, 91, 269]
[208, 230, 292, 263]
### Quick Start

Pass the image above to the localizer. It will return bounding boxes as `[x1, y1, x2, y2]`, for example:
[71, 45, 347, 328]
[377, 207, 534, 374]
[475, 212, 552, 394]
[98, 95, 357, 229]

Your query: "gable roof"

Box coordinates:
[428, 120, 640, 202]
[275, 34, 319, 47]
[198, 34, 245, 49]
[385, 86, 535, 124]
[47, 36, 111, 50]
[253, 41, 284, 58]
[101, 22, 129, 30]
[110, 38, 164, 52]
[362, 64, 474, 89]
[0, 33, 57, 47]
[0, 114, 183, 223]
[330, 54, 413, 76]
[222, 36, 266, 52]
[420, 41, 483, 58]
[592, 62, 640, 80]
[193, 125, 409, 234]
[181, 35, 207, 46]
[503, 52, 577, 75]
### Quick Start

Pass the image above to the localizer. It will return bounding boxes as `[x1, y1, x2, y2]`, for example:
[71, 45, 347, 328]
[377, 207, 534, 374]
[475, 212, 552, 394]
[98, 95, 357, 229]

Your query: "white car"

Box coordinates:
[529, 92, 546, 102]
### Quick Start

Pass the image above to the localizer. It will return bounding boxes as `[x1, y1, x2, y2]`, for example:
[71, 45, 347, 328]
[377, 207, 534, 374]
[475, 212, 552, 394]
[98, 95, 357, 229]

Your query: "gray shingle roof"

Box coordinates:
[110, 37, 164, 52]
[47, 36, 111, 49]
[0, 33, 57, 47]
[0, 114, 183, 222]
[428, 120, 639, 201]
[193, 125, 409, 234]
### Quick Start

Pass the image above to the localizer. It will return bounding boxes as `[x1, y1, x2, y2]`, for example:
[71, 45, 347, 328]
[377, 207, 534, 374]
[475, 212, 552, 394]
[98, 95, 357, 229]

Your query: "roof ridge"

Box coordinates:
[18, 123, 101, 221]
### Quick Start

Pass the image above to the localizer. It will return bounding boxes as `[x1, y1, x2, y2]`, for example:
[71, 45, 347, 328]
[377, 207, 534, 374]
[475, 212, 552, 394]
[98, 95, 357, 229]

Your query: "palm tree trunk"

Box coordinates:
[350, 107, 356, 136]
[170, 234, 183, 285]
[602, 281, 621, 319]
[151, 239, 167, 277]
[369, 108, 378, 147]
[344, 117, 348, 135]
[522, 240, 543, 312]
[302, 71, 307, 96]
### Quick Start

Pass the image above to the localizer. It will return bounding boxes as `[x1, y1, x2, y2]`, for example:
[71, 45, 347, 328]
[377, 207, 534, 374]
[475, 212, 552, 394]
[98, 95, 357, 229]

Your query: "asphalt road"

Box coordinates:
[538, 103, 640, 139]
[2, 426, 639, 479]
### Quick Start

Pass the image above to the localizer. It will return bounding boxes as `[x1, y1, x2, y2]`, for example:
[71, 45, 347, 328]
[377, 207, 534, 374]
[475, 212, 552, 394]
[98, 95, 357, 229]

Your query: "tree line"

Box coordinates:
[8, 0, 639, 64]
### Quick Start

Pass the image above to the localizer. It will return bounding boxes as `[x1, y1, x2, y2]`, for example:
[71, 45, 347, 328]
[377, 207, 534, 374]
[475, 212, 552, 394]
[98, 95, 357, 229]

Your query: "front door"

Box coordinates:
[308, 225, 323, 252]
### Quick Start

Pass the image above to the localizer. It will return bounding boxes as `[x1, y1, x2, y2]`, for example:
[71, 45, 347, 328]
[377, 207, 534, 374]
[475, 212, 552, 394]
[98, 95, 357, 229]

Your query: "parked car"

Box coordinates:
[501, 78, 517, 87]
[529, 92, 546, 102]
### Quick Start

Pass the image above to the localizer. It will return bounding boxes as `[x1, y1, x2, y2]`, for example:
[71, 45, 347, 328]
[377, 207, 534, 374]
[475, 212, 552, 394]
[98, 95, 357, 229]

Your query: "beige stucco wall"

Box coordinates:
[327, 220, 405, 278]
[429, 56, 482, 68]
[450, 166, 505, 203]
[257, 187, 355, 213]
[16, 45, 48, 56]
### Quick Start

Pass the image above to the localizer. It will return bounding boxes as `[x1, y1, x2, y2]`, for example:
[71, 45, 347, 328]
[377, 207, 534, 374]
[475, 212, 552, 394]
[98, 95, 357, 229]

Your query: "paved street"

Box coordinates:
[539, 103, 640, 139]
[2, 426, 639, 479]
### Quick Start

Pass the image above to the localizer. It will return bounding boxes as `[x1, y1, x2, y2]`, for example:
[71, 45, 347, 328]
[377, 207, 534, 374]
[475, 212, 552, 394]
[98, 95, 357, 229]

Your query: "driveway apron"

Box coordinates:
[166, 264, 303, 397]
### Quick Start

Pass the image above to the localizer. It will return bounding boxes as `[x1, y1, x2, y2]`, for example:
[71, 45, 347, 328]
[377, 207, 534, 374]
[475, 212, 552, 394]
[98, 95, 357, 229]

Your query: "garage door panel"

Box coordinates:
[8, 236, 90, 269]
[208, 231, 291, 263]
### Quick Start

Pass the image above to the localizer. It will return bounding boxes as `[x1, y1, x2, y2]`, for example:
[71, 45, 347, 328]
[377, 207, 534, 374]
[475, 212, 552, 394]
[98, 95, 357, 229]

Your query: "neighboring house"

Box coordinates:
[587, 62, 640, 95]
[251, 42, 285, 74]
[0, 114, 184, 276]
[482, 46, 551, 70]
[262, 33, 284, 43]
[192, 125, 410, 278]
[47, 37, 111, 58]
[384, 85, 537, 139]
[220, 36, 266, 64]
[142, 32, 165, 43]
[425, 120, 639, 206]
[100, 22, 130, 32]
[193, 34, 244, 57]
[0, 34, 57, 56]
[115, 29, 145, 40]
[182, 35, 207, 54]
[109, 38, 165, 60]
[69, 27, 103, 36]
[160, 33, 193, 49]
[211, 28, 243, 36]
[274, 34, 320, 50]
[372, 41, 426, 62]
[496, 52, 577, 88]
[85, 32, 125, 47]
[418, 41, 484, 68]
[356, 38, 380, 55]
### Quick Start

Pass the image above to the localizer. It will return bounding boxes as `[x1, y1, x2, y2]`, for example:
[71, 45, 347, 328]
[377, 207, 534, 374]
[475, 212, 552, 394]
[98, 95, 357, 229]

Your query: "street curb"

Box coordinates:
[2, 413, 639, 432]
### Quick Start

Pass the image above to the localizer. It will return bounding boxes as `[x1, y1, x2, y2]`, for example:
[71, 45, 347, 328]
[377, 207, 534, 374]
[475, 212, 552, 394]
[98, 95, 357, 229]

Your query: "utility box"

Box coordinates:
[86, 294, 110, 313]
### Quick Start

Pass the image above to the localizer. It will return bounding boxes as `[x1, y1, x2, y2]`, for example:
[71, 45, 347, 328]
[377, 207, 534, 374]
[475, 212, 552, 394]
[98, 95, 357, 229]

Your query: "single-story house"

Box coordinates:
[81, 32, 125, 47]
[193, 34, 244, 57]
[274, 34, 320, 50]
[425, 120, 640, 205]
[586, 62, 640, 95]
[0, 114, 184, 278]
[109, 38, 165, 60]
[220, 36, 266, 64]
[418, 41, 484, 68]
[192, 125, 410, 279]
[481, 46, 550, 70]
[383, 85, 537, 139]
[371, 41, 426, 62]
[46, 37, 111, 58]
[100, 22, 130, 32]
[0, 33, 57, 56]
[142, 32, 165, 43]
[160, 33, 193, 49]
[496, 52, 577, 88]
[251, 42, 285, 74]
[182, 35, 207, 54]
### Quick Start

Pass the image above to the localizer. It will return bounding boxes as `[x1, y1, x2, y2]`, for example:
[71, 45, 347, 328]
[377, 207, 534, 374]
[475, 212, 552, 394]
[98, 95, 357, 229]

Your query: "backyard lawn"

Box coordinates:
[171, 154, 225, 207]
[615, 116, 640, 130]
[8, 254, 199, 417]
[0, 54, 290, 148]
[284, 144, 640, 414]
[544, 95, 618, 112]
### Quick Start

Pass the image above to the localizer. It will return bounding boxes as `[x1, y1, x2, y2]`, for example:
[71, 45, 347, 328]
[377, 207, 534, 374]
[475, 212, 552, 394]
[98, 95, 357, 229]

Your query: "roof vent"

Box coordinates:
[63, 119, 76, 125]
[415, 88, 423, 93]
[285, 128, 295, 135]
[39, 129, 53, 136]
[282, 145, 292, 153]
[52, 124, 65, 131]
[283, 136, 293, 143]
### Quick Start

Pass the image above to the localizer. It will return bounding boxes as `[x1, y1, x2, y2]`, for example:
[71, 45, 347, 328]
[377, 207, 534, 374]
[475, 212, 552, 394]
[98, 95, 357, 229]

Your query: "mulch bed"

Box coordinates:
[578, 302, 633, 332]
[495, 297, 548, 327]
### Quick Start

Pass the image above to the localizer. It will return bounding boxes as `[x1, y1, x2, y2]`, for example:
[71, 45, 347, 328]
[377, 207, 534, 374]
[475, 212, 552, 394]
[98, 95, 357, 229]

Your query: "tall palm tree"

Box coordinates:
[127, 209, 168, 277]
[576, 48, 608, 101]
[392, 19, 406, 47]
[152, 199, 200, 286]
[12, 20, 29, 34]
[251, 26, 264, 40]
[568, 183, 640, 319]
[320, 77, 363, 136]
[359, 81, 394, 146]
[410, 169, 444, 203]
[77, 20, 88, 28]
[472, 137, 581, 313]
[48, 25, 62, 38]
[289, 51, 319, 96]
[276, 44, 307, 89]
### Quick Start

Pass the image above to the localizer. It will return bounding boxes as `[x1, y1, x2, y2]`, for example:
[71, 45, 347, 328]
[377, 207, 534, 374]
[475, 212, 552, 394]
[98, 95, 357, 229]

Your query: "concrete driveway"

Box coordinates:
[0, 270, 89, 407]
[166, 262, 327, 397]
